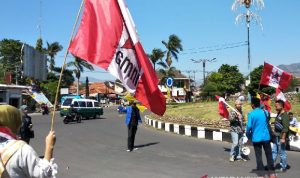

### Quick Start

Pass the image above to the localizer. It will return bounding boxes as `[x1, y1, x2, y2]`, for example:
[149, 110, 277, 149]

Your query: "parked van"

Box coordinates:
[60, 98, 103, 119]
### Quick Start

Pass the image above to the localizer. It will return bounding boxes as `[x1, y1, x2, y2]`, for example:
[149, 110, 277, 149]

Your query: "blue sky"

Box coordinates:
[1, 0, 299, 84]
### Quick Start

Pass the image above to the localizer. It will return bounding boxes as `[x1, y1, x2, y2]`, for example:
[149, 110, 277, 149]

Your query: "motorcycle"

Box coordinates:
[63, 112, 82, 124]
[41, 105, 49, 115]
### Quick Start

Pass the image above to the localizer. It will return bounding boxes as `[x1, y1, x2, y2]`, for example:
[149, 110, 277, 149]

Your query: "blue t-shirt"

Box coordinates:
[246, 108, 270, 142]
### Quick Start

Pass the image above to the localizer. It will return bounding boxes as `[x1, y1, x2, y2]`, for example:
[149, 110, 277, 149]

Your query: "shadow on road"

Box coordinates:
[223, 147, 231, 152]
[135, 142, 160, 148]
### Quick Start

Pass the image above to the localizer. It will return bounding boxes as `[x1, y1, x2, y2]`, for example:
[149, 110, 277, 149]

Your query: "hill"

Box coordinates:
[278, 62, 300, 77]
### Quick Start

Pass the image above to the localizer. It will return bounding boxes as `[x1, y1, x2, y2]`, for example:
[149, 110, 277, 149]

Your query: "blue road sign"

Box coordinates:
[166, 77, 173, 87]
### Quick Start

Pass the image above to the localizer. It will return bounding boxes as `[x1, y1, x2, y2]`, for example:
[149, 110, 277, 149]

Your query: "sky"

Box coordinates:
[1, 0, 299, 84]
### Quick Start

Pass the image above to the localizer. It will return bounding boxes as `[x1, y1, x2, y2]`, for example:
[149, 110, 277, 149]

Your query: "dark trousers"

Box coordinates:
[127, 125, 137, 150]
[253, 141, 275, 175]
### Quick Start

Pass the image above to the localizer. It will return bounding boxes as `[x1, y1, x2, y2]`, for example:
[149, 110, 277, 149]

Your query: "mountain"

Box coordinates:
[278, 62, 300, 77]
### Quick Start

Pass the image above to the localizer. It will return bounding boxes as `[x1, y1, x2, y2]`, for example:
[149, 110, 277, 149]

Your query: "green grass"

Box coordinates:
[151, 100, 300, 124]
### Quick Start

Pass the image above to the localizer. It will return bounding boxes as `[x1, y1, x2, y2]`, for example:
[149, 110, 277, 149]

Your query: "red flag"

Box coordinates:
[68, 0, 166, 116]
[276, 88, 291, 112]
[260, 62, 292, 90]
[215, 95, 229, 120]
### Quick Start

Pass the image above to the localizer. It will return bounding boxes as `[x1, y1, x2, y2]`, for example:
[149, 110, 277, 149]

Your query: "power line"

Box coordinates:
[181, 41, 247, 55]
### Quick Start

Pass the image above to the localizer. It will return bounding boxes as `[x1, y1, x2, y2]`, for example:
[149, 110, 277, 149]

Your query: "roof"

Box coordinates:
[156, 70, 189, 79]
[69, 82, 115, 95]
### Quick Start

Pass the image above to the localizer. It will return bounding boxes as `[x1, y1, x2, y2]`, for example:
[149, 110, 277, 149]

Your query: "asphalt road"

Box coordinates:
[30, 107, 300, 178]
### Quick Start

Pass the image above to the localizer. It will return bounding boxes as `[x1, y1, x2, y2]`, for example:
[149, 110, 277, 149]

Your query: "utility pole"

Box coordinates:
[232, 0, 264, 84]
[191, 58, 216, 85]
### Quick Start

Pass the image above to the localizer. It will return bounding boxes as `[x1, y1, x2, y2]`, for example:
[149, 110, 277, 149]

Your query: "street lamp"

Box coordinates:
[232, 0, 264, 83]
[191, 58, 216, 85]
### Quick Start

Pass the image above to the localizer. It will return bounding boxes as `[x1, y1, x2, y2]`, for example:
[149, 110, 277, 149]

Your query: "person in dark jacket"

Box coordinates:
[123, 101, 142, 152]
[19, 105, 33, 144]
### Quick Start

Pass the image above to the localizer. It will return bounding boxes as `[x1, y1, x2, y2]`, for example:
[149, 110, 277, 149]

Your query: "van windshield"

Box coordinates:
[63, 98, 73, 106]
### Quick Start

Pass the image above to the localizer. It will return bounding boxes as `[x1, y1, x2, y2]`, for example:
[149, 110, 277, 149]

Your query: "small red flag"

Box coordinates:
[260, 62, 292, 90]
[276, 88, 291, 112]
[215, 95, 229, 120]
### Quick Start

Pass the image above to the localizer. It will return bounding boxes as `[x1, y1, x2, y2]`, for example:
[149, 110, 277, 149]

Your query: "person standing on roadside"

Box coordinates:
[229, 100, 246, 162]
[123, 101, 142, 152]
[246, 97, 276, 178]
[20, 105, 33, 144]
[272, 100, 290, 172]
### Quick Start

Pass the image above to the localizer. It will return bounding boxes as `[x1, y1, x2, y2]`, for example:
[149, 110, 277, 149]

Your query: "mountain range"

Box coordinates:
[278, 62, 300, 77]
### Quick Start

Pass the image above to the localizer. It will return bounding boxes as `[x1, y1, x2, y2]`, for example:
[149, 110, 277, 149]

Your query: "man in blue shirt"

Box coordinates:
[246, 97, 276, 178]
[123, 101, 142, 152]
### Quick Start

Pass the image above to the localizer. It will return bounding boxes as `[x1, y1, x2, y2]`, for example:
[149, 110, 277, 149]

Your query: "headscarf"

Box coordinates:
[0, 105, 22, 135]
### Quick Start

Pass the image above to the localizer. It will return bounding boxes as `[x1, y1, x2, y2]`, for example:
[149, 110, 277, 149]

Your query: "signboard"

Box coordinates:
[60, 88, 69, 95]
[23, 44, 47, 81]
[166, 77, 173, 87]
[31, 92, 53, 107]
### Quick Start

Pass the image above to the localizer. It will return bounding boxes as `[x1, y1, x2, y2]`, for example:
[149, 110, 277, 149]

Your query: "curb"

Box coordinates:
[144, 115, 232, 143]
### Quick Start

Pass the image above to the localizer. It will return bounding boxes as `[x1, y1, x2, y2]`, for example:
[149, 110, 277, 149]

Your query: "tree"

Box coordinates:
[46, 42, 63, 72]
[217, 64, 244, 95]
[157, 66, 177, 85]
[201, 82, 222, 100]
[51, 67, 75, 87]
[35, 38, 44, 52]
[162, 34, 183, 67]
[67, 56, 94, 95]
[0, 39, 23, 83]
[148, 48, 164, 70]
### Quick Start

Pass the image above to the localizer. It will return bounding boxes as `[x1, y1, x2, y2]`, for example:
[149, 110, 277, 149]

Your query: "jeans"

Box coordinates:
[272, 136, 287, 169]
[253, 141, 275, 176]
[230, 131, 243, 158]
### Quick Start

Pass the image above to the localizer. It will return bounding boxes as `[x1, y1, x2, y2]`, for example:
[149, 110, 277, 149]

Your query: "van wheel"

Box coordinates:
[63, 118, 69, 124]
[93, 114, 97, 119]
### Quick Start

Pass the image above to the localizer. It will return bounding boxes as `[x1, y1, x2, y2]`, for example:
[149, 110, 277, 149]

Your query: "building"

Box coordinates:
[157, 70, 193, 103]
[293, 77, 300, 92]
[0, 84, 30, 108]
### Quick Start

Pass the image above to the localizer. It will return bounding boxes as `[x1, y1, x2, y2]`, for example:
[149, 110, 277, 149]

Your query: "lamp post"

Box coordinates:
[191, 58, 216, 85]
[232, 0, 264, 84]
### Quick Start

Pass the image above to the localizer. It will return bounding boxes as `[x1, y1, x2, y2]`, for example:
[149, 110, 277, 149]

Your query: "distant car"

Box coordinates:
[60, 98, 103, 119]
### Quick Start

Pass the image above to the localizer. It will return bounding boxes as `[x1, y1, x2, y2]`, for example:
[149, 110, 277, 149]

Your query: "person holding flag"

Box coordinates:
[229, 100, 246, 162]
[122, 101, 142, 152]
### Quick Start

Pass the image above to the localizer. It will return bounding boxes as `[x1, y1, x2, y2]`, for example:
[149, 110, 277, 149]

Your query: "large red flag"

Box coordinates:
[276, 88, 291, 112]
[215, 95, 229, 120]
[69, 0, 166, 116]
[260, 62, 292, 90]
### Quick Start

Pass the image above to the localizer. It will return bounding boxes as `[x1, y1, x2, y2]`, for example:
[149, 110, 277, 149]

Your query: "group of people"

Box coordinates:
[229, 97, 298, 178]
[0, 105, 57, 178]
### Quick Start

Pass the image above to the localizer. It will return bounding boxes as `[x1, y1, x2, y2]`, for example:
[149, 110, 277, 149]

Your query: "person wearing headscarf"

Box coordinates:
[0, 105, 57, 178]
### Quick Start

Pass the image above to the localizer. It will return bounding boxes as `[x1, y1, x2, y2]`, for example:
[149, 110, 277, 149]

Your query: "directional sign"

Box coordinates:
[166, 77, 173, 87]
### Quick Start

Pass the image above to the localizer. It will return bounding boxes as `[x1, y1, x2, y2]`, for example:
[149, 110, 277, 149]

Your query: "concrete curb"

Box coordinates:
[144, 115, 232, 143]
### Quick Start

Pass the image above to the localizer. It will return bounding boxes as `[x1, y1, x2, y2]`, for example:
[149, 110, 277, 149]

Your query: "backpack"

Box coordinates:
[0, 140, 26, 178]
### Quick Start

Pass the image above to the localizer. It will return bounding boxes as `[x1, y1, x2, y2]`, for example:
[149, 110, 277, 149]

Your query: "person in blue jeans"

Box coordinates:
[122, 101, 142, 152]
[272, 100, 289, 172]
[246, 97, 276, 178]
[229, 100, 245, 162]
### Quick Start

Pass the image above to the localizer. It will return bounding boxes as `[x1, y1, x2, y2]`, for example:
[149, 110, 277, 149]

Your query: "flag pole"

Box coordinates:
[50, 0, 85, 131]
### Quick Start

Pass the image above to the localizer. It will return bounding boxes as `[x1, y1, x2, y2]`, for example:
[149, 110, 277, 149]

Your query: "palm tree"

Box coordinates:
[148, 48, 165, 70]
[67, 56, 94, 95]
[162, 34, 183, 68]
[157, 60, 177, 85]
[46, 42, 63, 72]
